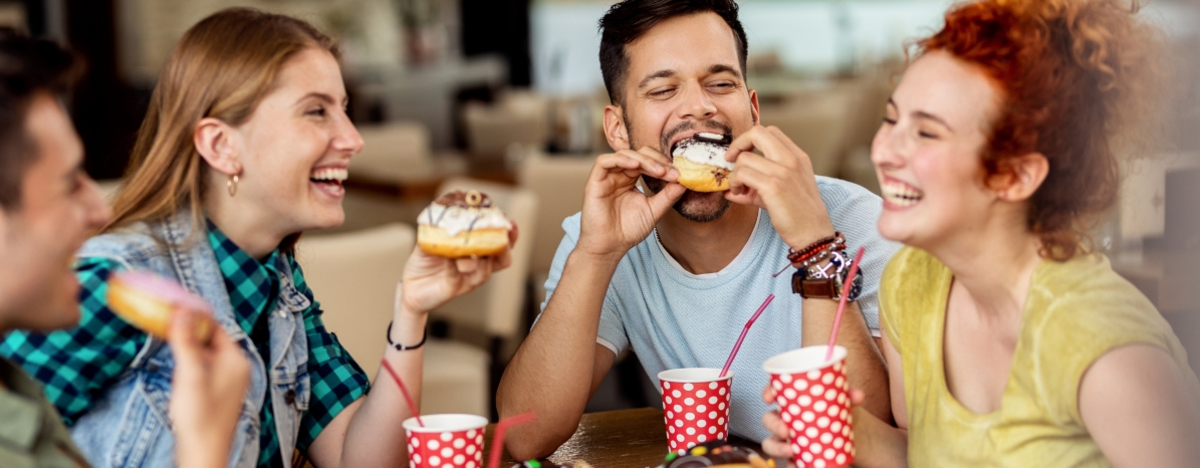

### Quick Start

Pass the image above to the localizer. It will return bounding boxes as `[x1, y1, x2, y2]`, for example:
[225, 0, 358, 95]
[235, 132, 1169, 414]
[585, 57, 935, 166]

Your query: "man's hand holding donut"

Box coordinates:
[724, 125, 835, 249]
[576, 147, 686, 261]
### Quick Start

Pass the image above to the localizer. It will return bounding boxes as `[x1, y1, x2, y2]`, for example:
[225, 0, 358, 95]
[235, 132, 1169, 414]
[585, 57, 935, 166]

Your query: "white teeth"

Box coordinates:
[310, 167, 348, 182]
[881, 181, 923, 207]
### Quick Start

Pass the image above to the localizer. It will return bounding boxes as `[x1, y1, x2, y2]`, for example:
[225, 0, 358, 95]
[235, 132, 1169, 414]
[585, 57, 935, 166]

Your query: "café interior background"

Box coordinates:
[5, 0, 1199, 418]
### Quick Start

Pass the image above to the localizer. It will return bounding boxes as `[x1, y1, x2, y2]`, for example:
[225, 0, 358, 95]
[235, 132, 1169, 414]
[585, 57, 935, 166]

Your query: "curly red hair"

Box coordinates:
[918, 0, 1163, 260]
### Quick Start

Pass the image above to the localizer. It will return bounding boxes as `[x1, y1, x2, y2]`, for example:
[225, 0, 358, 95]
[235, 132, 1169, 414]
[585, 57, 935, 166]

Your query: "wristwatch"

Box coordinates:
[791, 249, 864, 301]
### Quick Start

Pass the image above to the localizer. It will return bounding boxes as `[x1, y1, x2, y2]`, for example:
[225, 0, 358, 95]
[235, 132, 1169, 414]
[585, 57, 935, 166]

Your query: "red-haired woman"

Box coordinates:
[762, 0, 1200, 466]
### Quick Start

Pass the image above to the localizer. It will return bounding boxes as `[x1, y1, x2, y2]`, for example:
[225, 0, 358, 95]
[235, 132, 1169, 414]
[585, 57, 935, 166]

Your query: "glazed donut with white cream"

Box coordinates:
[417, 190, 512, 258]
[670, 132, 735, 192]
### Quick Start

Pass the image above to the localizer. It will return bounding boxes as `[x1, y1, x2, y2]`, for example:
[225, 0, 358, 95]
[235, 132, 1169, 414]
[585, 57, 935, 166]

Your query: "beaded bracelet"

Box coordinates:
[786, 233, 841, 264]
[789, 233, 846, 268]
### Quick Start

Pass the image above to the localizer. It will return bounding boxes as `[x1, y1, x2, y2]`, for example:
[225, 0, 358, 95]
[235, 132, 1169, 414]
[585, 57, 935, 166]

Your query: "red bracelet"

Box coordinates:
[787, 232, 844, 265]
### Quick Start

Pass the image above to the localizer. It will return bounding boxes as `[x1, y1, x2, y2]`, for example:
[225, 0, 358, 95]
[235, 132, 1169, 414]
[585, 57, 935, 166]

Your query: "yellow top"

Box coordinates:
[880, 247, 1199, 468]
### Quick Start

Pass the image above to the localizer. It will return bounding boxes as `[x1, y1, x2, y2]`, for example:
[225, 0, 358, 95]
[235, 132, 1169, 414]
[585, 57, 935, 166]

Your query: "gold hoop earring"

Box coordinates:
[227, 174, 239, 197]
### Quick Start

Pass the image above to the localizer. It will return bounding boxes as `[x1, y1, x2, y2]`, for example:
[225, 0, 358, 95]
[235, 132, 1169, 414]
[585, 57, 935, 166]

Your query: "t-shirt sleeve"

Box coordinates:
[817, 177, 902, 336]
[1031, 270, 1178, 426]
[290, 259, 371, 451]
[0, 257, 148, 426]
[536, 213, 628, 356]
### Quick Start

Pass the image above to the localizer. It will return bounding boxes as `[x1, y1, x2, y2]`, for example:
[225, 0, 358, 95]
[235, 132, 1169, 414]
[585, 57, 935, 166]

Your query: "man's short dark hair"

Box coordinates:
[599, 0, 748, 106]
[0, 28, 81, 210]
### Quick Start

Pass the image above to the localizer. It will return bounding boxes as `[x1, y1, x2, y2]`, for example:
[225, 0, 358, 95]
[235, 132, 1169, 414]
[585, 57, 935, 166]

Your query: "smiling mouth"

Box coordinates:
[881, 180, 923, 207]
[310, 167, 348, 196]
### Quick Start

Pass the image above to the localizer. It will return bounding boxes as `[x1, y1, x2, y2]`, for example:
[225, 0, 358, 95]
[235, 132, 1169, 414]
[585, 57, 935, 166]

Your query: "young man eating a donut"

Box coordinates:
[0, 31, 248, 468]
[497, 0, 899, 459]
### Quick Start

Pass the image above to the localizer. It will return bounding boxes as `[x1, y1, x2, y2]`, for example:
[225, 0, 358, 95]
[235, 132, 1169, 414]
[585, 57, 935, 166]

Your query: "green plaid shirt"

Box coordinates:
[0, 222, 370, 467]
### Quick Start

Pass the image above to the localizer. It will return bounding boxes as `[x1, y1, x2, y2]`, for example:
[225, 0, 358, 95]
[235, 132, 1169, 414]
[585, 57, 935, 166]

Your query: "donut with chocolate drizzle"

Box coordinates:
[416, 189, 511, 258]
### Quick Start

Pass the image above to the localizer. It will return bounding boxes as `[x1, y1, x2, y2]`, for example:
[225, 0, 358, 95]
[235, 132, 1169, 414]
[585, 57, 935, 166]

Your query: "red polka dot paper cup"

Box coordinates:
[763, 346, 854, 468]
[658, 367, 733, 454]
[402, 414, 488, 468]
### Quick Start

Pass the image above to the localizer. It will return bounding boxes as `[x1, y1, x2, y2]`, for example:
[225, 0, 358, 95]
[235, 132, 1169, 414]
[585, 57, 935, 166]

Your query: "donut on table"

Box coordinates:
[658, 440, 775, 468]
[511, 460, 593, 468]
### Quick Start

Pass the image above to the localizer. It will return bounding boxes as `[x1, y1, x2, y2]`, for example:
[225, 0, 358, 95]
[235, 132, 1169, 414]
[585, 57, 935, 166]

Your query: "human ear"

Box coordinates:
[603, 104, 631, 151]
[992, 152, 1048, 202]
[749, 89, 760, 125]
[193, 117, 241, 176]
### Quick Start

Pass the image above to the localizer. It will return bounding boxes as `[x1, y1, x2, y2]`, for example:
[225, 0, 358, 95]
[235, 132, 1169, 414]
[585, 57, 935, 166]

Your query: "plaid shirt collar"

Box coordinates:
[205, 220, 282, 334]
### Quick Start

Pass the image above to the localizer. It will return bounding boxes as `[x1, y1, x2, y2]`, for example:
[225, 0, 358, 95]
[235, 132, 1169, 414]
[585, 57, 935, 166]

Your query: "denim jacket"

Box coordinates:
[70, 209, 311, 468]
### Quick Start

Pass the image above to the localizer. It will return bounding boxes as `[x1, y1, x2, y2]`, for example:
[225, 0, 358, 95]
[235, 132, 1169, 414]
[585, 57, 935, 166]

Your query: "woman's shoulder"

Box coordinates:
[881, 246, 948, 306]
[78, 222, 166, 262]
[1030, 253, 1161, 331]
[1022, 253, 1190, 422]
[879, 246, 950, 350]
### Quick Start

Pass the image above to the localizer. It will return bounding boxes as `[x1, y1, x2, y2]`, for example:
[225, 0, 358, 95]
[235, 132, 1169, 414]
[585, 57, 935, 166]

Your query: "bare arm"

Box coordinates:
[497, 146, 683, 460]
[725, 125, 891, 422]
[495, 249, 621, 460]
[850, 331, 908, 468]
[307, 235, 516, 468]
[800, 299, 890, 423]
[1080, 344, 1200, 468]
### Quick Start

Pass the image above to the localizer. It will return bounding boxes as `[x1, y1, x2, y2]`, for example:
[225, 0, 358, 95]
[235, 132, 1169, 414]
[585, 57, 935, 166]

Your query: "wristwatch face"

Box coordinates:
[793, 250, 859, 300]
[808, 250, 848, 280]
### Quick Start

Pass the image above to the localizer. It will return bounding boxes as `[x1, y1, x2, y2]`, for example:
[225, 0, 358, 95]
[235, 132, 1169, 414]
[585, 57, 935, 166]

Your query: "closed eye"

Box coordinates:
[647, 87, 675, 98]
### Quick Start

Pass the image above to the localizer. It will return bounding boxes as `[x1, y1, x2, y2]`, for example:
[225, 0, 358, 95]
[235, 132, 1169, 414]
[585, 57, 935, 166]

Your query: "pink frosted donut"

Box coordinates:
[107, 271, 214, 341]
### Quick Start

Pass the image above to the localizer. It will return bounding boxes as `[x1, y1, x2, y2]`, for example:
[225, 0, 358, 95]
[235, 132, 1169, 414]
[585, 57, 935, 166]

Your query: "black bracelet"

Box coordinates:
[386, 321, 428, 351]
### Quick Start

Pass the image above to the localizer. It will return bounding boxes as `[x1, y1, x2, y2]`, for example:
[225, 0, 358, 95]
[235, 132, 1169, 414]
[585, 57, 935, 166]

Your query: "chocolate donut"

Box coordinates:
[511, 460, 593, 468]
[658, 440, 775, 468]
[670, 132, 734, 192]
[416, 189, 512, 258]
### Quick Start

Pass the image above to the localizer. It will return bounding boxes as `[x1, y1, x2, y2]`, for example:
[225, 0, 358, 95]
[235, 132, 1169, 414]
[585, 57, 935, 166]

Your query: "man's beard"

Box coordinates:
[632, 116, 734, 223]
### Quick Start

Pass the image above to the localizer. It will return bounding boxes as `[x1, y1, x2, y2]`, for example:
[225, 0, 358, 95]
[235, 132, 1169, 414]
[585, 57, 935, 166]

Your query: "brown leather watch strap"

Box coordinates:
[793, 275, 839, 299]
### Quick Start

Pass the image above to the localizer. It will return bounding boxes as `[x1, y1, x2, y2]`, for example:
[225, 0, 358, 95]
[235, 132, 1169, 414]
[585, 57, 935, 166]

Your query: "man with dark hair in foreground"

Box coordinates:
[497, 0, 898, 460]
[0, 30, 248, 468]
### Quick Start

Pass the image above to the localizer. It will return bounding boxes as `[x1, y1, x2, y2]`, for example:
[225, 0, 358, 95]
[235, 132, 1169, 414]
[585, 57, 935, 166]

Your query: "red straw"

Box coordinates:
[488, 412, 537, 468]
[381, 359, 424, 427]
[825, 247, 866, 362]
[719, 294, 776, 378]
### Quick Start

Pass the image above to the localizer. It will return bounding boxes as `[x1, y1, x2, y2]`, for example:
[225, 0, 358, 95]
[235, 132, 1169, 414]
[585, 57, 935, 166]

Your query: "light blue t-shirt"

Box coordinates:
[538, 176, 899, 442]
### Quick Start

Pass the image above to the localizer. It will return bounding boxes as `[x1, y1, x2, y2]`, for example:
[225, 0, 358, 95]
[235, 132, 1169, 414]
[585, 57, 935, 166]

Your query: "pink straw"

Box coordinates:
[719, 294, 776, 378]
[381, 359, 424, 427]
[488, 412, 537, 468]
[825, 247, 866, 362]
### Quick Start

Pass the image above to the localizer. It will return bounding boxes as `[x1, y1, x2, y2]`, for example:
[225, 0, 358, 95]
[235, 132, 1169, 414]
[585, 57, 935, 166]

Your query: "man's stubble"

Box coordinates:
[627, 113, 733, 223]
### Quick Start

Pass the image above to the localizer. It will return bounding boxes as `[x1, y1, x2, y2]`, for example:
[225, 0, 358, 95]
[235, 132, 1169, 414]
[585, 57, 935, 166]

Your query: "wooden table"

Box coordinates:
[482, 408, 763, 468]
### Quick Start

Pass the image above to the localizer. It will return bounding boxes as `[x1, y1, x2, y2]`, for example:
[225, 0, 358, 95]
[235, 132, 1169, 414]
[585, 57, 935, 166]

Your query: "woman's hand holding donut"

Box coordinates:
[724, 125, 835, 250]
[576, 147, 685, 260]
[398, 222, 518, 315]
[168, 307, 250, 468]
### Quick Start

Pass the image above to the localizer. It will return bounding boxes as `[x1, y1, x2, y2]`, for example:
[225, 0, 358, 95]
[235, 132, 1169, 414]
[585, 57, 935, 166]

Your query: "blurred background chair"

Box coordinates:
[462, 90, 551, 164]
[757, 89, 854, 178]
[296, 222, 490, 417]
[516, 151, 594, 307]
[350, 121, 467, 185]
[428, 177, 537, 413]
